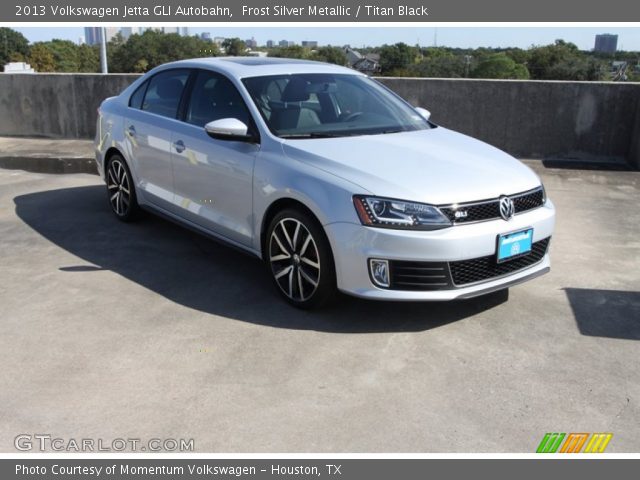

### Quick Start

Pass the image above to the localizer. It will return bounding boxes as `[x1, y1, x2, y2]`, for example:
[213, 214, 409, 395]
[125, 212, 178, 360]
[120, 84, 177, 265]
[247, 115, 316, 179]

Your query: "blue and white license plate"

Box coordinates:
[497, 228, 533, 263]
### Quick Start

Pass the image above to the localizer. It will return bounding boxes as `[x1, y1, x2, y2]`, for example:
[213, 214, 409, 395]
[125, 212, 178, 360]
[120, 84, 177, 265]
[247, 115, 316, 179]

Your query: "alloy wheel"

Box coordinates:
[107, 159, 131, 217]
[269, 218, 321, 302]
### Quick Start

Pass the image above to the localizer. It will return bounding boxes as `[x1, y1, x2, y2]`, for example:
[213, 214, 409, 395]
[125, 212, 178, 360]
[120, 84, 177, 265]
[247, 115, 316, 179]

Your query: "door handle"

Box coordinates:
[127, 125, 136, 137]
[173, 140, 186, 153]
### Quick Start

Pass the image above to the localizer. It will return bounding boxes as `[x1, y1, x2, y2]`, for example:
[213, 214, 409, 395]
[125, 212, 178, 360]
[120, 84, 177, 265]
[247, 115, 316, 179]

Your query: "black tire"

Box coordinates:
[105, 154, 140, 222]
[266, 208, 337, 309]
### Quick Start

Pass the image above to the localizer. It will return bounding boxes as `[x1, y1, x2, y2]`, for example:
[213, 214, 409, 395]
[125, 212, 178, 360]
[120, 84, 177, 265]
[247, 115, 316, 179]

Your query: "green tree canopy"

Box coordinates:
[109, 30, 218, 73]
[268, 45, 310, 59]
[471, 53, 530, 79]
[27, 43, 55, 72]
[312, 46, 347, 66]
[379, 43, 418, 75]
[0, 27, 29, 67]
[222, 38, 246, 56]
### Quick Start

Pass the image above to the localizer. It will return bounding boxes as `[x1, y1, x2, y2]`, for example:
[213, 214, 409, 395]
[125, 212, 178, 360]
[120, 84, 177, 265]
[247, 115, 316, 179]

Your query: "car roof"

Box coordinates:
[158, 56, 362, 79]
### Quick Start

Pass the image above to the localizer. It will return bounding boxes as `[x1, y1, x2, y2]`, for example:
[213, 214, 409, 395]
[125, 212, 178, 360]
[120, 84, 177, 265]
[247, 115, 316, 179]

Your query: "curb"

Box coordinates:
[0, 156, 98, 175]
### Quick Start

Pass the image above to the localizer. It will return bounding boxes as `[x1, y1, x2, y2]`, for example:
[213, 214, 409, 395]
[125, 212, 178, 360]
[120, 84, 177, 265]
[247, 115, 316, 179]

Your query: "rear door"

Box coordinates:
[123, 68, 191, 210]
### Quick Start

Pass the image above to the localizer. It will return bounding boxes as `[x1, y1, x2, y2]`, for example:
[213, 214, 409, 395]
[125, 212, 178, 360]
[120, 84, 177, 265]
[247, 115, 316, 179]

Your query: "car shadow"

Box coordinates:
[565, 288, 640, 340]
[14, 185, 509, 333]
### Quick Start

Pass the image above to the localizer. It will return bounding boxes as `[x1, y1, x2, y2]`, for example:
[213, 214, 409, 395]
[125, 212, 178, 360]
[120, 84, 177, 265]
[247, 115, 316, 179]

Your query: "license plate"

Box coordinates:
[497, 228, 533, 263]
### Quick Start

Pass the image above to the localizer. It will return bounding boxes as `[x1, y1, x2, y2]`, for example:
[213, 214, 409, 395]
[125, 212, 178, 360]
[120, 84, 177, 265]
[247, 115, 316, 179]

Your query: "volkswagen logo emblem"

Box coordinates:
[499, 196, 515, 221]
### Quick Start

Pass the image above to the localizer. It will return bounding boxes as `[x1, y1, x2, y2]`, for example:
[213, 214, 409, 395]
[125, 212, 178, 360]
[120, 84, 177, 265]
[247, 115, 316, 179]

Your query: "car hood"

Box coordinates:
[281, 127, 541, 205]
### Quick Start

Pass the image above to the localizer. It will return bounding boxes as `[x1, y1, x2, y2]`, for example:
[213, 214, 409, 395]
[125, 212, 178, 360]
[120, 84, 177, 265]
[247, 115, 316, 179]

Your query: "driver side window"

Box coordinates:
[186, 70, 251, 128]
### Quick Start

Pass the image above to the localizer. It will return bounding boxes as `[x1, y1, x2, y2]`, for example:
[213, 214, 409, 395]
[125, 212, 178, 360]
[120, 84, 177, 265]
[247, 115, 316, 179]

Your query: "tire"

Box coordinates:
[105, 154, 140, 222]
[266, 208, 337, 309]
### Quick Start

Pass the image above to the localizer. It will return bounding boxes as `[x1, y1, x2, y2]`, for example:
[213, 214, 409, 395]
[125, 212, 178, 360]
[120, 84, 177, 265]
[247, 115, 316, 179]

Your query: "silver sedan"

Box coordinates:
[95, 57, 555, 308]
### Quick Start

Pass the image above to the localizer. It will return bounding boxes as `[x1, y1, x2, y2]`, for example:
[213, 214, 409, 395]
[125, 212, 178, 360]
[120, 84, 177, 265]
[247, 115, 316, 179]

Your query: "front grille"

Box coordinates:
[385, 237, 551, 291]
[513, 188, 544, 214]
[450, 238, 550, 286]
[389, 261, 451, 291]
[439, 187, 545, 224]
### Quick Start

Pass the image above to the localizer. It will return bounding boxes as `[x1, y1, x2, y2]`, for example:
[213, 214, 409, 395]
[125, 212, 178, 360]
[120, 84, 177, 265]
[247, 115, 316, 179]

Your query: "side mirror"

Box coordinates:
[204, 118, 256, 142]
[415, 107, 431, 121]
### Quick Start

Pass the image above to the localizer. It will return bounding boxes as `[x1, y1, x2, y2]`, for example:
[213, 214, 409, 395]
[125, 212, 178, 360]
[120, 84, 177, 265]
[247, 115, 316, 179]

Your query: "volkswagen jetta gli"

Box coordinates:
[95, 57, 555, 308]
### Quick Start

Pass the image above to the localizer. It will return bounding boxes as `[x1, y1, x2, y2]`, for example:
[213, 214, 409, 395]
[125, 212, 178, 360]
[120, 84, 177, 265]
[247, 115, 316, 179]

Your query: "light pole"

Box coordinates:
[100, 27, 108, 73]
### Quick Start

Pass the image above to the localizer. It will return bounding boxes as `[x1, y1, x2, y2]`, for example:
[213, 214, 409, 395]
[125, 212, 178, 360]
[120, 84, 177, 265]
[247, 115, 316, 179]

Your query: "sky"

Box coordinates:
[13, 27, 640, 51]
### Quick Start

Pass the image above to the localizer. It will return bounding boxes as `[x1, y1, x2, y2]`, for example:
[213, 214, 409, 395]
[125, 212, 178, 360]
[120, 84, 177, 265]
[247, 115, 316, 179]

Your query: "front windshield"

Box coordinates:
[242, 73, 431, 138]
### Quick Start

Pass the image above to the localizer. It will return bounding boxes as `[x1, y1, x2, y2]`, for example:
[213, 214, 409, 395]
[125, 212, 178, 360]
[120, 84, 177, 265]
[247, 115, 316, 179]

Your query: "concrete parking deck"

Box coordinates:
[0, 161, 638, 452]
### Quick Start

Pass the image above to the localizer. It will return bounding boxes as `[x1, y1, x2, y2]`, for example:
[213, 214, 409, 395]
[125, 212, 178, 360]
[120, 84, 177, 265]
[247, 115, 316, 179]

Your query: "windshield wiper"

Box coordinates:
[279, 132, 345, 139]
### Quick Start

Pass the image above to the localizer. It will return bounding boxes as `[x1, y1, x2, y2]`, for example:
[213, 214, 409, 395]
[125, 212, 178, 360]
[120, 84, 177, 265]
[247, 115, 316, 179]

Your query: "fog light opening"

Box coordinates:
[369, 259, 390, 288]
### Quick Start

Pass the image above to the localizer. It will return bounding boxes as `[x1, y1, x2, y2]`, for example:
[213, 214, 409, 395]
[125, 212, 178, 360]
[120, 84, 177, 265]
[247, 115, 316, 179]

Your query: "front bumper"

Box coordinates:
[325, 200, 555, 300]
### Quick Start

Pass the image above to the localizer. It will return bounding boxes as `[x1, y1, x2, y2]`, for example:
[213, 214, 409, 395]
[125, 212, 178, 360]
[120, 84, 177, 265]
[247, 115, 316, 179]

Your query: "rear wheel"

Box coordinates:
[106, 154, 139, 222]
[267, 209, 336, 309]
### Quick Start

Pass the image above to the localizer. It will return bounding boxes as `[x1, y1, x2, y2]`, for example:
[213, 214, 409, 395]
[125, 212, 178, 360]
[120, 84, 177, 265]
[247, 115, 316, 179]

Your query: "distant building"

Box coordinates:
[3, 62, 35, 73]
[120, 27, 133, 40]
[344, 47, 363, 66]
[200, 32, 212, 42]
[245, 37, 258, 49]
[353, 53, 381, 74]
[302, 41, 318, 48]
[213, 37, 226, 46]
[279, 40, 295, 47]
[594, 34, 618, 53]
[266, 40, 274, 48]
[84, 27, 119, 45]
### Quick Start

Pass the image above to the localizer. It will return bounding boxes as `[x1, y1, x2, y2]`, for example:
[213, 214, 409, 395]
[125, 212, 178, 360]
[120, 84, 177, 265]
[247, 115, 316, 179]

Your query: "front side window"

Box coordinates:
[140, 69, 190, 119]
[186, 70, 251, 127]
[242, 73, 431, 138]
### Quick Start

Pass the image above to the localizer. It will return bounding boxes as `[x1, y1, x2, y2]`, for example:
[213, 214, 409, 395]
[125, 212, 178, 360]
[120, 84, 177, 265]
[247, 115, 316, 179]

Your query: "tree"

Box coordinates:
[77, 44, 99, 72]
[379, 42, 417, 75]
[471, 53, 530, 79]
[409, 54, 467, 78]
[379, 43, 418, 75]
[526, 40, 605, 80]
[44, 39, 82, 72]
[312, 46, 347, 66]
[109, 30, 218, 73]
[27, 43, 55, 72]
[268, 45, 310, 60]
[222, 38, 246, 56]
[0, 27, 30, 67]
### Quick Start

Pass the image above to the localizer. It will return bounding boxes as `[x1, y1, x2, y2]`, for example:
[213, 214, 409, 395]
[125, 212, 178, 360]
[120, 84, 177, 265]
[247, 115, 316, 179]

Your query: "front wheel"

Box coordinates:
[267, 209, 337, 309]
[106, 154, 139, 222]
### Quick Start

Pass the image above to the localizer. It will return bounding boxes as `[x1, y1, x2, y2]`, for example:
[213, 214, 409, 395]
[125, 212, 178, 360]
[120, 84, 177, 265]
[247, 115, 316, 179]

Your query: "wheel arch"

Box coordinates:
[260, 198, 325, 261]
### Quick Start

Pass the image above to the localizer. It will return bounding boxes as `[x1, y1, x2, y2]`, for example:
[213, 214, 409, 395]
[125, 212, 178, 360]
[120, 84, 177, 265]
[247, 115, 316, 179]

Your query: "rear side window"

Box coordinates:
[140, 69, 190, 119]
[129, 80, 148, 109]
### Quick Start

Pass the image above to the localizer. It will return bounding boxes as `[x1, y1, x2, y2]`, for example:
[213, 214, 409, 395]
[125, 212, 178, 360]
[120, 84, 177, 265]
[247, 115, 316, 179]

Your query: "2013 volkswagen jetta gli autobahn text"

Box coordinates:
[95, 57, 556, 308]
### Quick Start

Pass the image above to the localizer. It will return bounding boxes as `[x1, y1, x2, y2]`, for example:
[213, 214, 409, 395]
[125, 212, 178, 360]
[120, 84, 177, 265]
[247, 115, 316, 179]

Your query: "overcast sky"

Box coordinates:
[13, 27, 640, 50]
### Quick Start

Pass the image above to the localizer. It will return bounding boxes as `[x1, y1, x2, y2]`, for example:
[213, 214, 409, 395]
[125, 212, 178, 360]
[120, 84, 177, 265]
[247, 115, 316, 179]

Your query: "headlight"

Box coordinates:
[353, 195, 451, 230]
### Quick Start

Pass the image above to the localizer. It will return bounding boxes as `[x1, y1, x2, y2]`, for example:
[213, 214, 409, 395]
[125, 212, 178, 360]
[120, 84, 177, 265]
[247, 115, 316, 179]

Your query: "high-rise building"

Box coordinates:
[245, 37, 258, 49]
[120, 27, 133, 40]
[83, 27, 119, 45]
[266, 40, 274, 48]
[302, 41, 318, 48]
[594, 34, 618, 53]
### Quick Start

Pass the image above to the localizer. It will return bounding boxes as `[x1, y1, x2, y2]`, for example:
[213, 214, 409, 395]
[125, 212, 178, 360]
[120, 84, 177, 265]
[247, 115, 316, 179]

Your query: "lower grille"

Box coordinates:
[389, 261, 451, 291]
[386, 237, 551, 291]
[450, 238, 550, 286]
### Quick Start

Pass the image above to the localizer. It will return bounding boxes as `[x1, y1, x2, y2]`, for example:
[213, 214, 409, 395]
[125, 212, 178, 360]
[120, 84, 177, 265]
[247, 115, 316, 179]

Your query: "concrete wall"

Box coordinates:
[0, 73, 139, 139]
[0, 73, 639, 166]
[378, 77, 640, 164]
